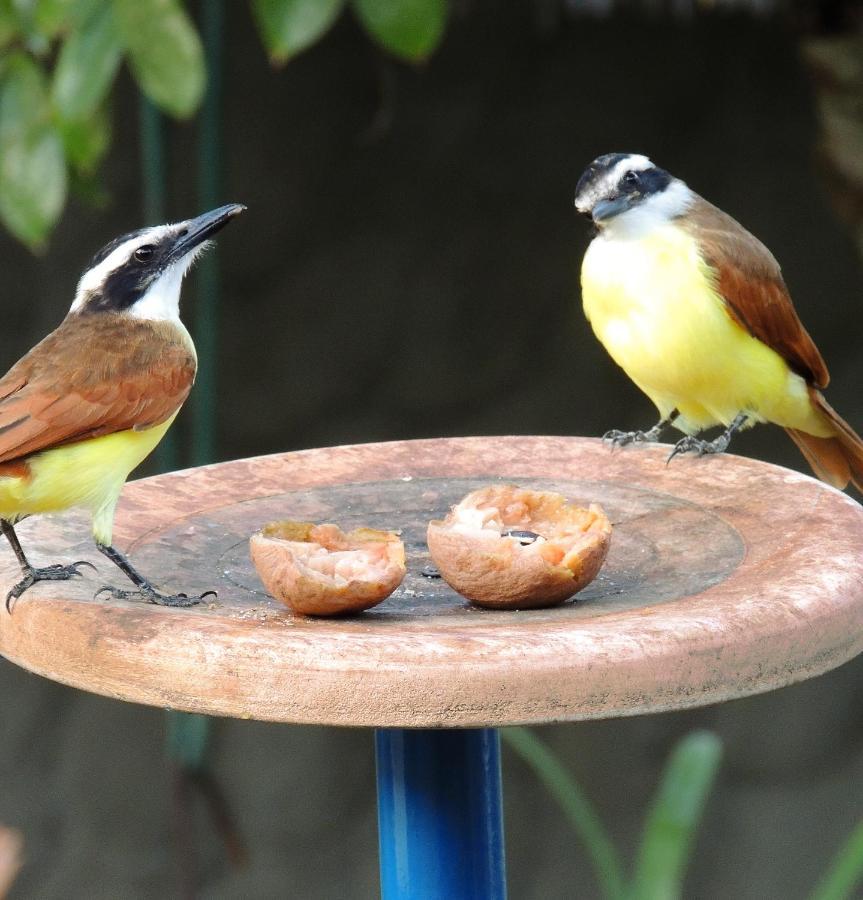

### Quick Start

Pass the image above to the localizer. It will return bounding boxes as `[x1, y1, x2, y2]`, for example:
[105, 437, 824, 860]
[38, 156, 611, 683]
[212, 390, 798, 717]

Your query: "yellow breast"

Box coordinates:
[0, 415, 176, 544]
[580, 224, 823, 433]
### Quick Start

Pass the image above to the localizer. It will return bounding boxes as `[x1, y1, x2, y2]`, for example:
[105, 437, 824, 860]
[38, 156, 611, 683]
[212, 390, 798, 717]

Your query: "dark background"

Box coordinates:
[1, 3, 862, 898]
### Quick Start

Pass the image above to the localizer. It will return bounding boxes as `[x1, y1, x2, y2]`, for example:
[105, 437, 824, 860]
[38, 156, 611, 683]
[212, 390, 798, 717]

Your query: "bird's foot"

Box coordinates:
[667, 433, 731, 463]
[603, 425, 663, 447]
[6, 560, 97, 612]
[94, 582, 216, 608]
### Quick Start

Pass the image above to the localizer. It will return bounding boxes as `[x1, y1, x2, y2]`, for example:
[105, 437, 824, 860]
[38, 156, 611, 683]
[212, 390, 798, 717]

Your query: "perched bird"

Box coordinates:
[574, 153, 863, 490]
[0, 204, 245, 611]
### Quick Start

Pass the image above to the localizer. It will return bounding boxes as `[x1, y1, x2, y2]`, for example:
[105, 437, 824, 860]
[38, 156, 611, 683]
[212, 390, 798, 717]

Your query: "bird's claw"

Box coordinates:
[603, 427, 661, 448]
[94, 584, 216, 608]
[667, 434, 730, 464]
[5, 560, 98, 613]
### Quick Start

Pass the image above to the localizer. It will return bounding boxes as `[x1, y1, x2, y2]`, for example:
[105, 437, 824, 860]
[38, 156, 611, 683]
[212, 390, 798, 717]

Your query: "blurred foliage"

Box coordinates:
[0, 0, 449, 250]
[802, 35, 863, 261]
[504, 726, 628, 899]
[504, 728, 721, 900]
[811, 819, 863, 900]
[628, 731, 722, 900]
[505, 727, 863, 900]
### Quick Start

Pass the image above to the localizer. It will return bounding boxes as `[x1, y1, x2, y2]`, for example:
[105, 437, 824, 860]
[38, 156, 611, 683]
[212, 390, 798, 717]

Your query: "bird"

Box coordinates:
[0, 203, 245, 612]
[574, 152, 863, 491]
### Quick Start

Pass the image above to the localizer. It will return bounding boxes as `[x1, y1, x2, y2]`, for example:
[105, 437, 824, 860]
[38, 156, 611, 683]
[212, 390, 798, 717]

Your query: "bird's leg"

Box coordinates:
[604, 410, 680, 447]
[2, 520, 96, 612]
[668, 413, 748, 463]
[94, 543, 216, 608]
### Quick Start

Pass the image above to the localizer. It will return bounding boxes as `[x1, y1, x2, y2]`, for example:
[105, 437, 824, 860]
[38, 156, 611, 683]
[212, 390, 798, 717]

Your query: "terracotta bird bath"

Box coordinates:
[2, 436, 862, 898]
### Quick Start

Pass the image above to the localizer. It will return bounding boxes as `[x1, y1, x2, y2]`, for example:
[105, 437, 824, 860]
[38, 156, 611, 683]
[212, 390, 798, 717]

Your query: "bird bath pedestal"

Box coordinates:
[2, 436, 862, 899]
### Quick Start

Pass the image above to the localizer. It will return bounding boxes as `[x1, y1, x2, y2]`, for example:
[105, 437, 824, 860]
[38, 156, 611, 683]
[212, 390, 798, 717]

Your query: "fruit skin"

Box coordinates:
[250, 521, 405, 617]
[427, 485, 612, 609]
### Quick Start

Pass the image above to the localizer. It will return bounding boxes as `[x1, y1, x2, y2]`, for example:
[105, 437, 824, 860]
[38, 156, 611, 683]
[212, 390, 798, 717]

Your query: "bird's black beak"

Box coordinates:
[591, 195, 632, 223]
[168, 203, 246, 263]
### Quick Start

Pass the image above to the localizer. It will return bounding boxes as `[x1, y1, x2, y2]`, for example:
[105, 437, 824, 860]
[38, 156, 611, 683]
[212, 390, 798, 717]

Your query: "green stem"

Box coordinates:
[189, 0, 224, 467]
[166, 710, 211, 772]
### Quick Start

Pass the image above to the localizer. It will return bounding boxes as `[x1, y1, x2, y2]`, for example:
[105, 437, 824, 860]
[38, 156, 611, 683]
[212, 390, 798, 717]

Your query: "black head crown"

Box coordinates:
[574, 153, 674, 224]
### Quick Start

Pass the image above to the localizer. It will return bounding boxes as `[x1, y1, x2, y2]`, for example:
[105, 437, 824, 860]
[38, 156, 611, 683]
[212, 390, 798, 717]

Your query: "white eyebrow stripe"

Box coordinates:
[606, 154, 653, 188]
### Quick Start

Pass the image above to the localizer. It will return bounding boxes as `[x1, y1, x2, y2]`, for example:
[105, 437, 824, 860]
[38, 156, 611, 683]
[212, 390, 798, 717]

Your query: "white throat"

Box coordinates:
[129, 264, 185, 322]
[601, 180, 694, 239]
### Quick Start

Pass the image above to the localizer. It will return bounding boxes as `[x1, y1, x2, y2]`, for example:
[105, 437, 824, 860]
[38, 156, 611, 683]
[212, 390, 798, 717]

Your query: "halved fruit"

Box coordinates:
[250, 521, 405, 616]
[427, 484, 612, 609]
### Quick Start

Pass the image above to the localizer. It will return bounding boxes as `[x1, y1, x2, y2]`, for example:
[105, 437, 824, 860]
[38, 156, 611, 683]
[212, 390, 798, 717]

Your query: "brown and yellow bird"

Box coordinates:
[574, 153, 863, 490]
[0, 204, 244, 610]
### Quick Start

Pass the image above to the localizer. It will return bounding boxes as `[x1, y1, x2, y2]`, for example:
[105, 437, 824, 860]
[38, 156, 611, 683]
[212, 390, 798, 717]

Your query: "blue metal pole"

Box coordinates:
[375, 728, 507, 900]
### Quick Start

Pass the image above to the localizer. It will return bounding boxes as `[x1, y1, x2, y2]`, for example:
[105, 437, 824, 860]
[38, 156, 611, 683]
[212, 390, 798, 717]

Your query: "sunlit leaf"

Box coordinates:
[0, 53, 67, 248]
[52, 3, 122, 121]
[252, 0, 344, 64]
[113, 0, 205, 118]
[352, 0, 447, 62]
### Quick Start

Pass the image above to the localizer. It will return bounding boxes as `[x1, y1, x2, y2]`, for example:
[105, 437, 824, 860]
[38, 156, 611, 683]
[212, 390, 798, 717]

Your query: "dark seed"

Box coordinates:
[502, 529, 542, 545]
[421, 566, 442, 579]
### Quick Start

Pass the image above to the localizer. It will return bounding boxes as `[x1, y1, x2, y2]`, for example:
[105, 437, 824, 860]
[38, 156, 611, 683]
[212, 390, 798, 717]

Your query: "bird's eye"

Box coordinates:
[623, 170, 639, 188]
[134, 245, 154, 262]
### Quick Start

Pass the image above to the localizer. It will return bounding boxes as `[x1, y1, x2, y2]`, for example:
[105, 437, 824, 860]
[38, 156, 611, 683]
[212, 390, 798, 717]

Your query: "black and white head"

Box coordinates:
[574, 154, 693, 235]
[70, 204, 245, 321]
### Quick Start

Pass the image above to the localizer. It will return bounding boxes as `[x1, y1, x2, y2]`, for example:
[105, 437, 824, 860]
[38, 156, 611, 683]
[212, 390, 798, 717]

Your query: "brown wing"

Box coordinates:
[685, 197, 829, 388]
[0, 313, 196, 463]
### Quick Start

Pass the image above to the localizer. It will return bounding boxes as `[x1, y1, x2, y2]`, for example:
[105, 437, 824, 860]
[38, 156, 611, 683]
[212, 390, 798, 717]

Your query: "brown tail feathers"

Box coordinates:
[786, 390, 863, 492]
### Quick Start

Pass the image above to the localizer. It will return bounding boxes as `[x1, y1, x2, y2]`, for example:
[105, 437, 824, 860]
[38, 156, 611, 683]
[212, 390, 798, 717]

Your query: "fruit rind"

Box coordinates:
[250, 520, 406, 616]
[427, 484, 612, 609]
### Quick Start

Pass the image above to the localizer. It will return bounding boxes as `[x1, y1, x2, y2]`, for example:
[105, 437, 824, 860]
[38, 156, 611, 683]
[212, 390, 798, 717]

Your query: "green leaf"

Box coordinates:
[0, 53, 67, 248]
[252, 0, 344, 64]
[352, 0, 447, 62]
[0, 0, 17, 48]
[503, 728, 626, 900]
[32, 0, 79, 37]
[10, 0, 49, 54]
[66, 0, 106, 29]
[810, 819, 863, 900]
[113, 0, 205, 118]
[629, 731, 722, 900]
[59, 103, 110, 173]
[52, 3, 122, 122]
